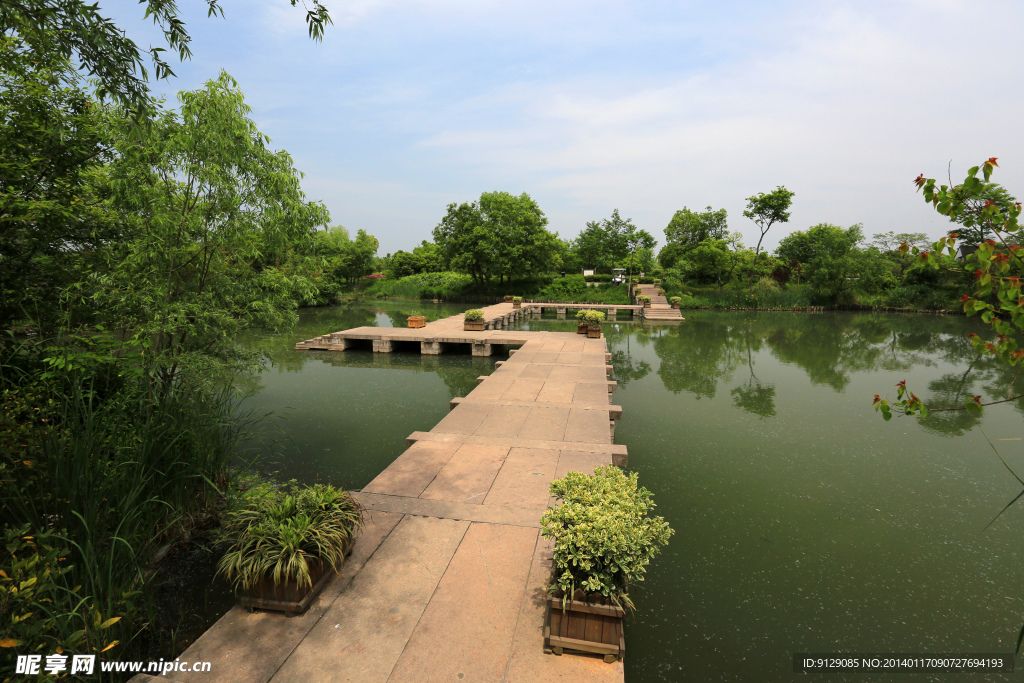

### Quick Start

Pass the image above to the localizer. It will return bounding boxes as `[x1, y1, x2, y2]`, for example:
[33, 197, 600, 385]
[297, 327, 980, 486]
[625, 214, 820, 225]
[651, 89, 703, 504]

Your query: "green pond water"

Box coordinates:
[236, 302, 1024, 681]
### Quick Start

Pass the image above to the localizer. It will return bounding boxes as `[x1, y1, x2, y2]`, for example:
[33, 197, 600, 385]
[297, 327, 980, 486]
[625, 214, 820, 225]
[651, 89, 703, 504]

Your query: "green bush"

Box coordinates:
[538, 274, 587, 300]
[584, 310, 606, 326]
[584, 274, 612, 282]
[363, 272, 475, 299]
[464, 309, 484, 322]
[541, 466, 672, 611]
[512, 296, 522, 303]
[669, 296, 681, 305]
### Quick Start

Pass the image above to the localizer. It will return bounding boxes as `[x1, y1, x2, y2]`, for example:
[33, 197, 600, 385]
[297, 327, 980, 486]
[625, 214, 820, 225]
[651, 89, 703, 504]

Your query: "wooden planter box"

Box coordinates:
[643, 302, 651, 308]
[671, 303, 680, 309]
[545, 593, 625, 663]
[407, 316, 426, 328]
[587, 326, 602, 339]
[237, 558, 338, 616]
[464, 321, 486, 331]
[513, 302, 521, 308]
[504, 296, 514, 303]
[577, 323, 588, 335]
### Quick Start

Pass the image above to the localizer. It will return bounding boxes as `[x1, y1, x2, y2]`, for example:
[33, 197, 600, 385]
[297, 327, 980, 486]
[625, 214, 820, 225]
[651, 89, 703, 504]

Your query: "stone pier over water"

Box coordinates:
[133, 302, 627, 683]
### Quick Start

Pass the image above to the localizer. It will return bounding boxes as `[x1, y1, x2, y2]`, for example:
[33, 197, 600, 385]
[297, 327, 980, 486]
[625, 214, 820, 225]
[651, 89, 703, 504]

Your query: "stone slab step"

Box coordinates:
[405, 431, 628, 466]
[353, 491, 546, 528]
[449, 396, 622, 419]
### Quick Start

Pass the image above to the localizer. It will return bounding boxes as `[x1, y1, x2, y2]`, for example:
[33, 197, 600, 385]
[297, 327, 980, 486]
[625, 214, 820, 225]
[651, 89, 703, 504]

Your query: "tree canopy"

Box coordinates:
[663, 206, 728, 249]
[432, 191, 557, 284]
[744, 186, 794, 271]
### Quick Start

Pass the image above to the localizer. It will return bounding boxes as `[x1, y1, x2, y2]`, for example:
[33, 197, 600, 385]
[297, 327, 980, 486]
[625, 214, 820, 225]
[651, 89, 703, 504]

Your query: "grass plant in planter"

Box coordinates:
[584, 310, 606, 338]
[669, 296, 681, 309]
[504, 295, 514, 303]
[217, 484, 362, 615]
[512, 296, 523, 309]
[464, 309, 486, 331]
[541, 466, 672, 662]
[637, 295, 652, 308]
[575, 310, 589, 334]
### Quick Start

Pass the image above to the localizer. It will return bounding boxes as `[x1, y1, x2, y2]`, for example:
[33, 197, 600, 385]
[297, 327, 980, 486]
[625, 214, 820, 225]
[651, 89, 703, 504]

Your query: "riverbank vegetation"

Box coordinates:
[0, 33, 348, 675]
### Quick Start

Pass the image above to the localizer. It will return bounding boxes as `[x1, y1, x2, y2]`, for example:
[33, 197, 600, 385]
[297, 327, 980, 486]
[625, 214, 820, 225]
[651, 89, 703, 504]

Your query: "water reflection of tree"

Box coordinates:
[654, 319, 743, 399]
[730, 327, 776, 418]
[647, 312, 1021, 429]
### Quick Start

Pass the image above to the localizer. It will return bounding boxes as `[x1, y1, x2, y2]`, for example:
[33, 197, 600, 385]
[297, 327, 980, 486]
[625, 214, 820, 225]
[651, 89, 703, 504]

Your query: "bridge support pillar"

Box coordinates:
[607, 308, 617, 319]
[472, 343, 493, 357]
[328, 333, 350, 350]
[421, 341, 445, 355]
[556, 307, 566, 319]
[372, 339, 393, 353]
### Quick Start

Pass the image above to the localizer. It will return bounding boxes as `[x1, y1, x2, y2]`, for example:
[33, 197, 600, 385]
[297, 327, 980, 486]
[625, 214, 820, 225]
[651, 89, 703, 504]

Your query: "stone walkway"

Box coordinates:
[133, 303, 625, 683]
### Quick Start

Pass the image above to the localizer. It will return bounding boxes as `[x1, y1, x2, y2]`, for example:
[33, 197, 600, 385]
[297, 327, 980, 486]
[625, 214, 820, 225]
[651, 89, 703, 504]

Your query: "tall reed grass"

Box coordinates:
[1, 363, 244, 680]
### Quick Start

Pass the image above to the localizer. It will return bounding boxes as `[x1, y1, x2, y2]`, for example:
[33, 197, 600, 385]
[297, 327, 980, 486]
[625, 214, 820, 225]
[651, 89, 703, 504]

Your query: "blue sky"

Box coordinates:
[103, 0, 1024, 255]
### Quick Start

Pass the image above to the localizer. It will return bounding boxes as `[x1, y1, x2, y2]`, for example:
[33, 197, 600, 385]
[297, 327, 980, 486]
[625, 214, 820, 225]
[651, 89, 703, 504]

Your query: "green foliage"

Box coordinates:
[0, 363, 244, 666]
[678, 284, 813, 309]
[433, 191, 558, 284]
[463, 309, 484, 322]
[92, 71, 330, 392]
[512, 296, 523, 303]
[541, 466, 672, 610]
[0, 38, 117, 332]
[583, 310, 606, 326]
[538, 274, 586, 300]
[572, 209, 655, 276]
[879, 158, 1024, 422]
[217, 485, 361, 592]
[663, 206, 728, 250]
[688, 234, 751, 290]
[776, 223, 892, 304]
[311, 226, 379, 299]
[0, 0, 331, 118]
[364, 271, 474, 299]
[744, 186, 795, 268]
[669, 296, 682, 305]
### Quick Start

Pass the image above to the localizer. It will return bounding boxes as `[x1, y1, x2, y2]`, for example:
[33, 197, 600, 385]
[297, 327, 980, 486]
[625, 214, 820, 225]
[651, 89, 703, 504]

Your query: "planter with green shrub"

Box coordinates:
[669, 296, 681, 309]
[217, 484, 362, 615]
[504, 295, 514, 303]
[541, 466, 672, 661]
[584, 310, 606, 338]
[575, 310, 589, 334]
[637, 295, 652, 308]
[512, 296, 523, 308]
[464, 309, 486, 330]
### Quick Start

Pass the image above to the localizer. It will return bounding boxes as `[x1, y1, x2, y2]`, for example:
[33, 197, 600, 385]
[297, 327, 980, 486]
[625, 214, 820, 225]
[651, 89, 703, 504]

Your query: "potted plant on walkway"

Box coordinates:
[407, 312, 426, 328]
[504, 295, 514, 303]
[585, 310, 606, 338]
[542, 466, 672, 662]
[464, 309, 486, 331]
[637, 295, 652, 308]
[575, 310, 589, 335]
[512, 296, 522, 309]
[670, 296, 681, 309]
[218, 484, 363, 615]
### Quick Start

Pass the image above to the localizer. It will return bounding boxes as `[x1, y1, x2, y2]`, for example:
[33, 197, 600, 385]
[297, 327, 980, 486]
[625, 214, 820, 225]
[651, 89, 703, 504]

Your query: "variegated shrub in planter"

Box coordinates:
[541, 467, 672, 662]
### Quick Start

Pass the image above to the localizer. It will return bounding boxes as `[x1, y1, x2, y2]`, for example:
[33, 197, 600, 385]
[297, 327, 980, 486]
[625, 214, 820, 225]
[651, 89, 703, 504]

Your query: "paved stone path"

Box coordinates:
[133, 303, 625, 683]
